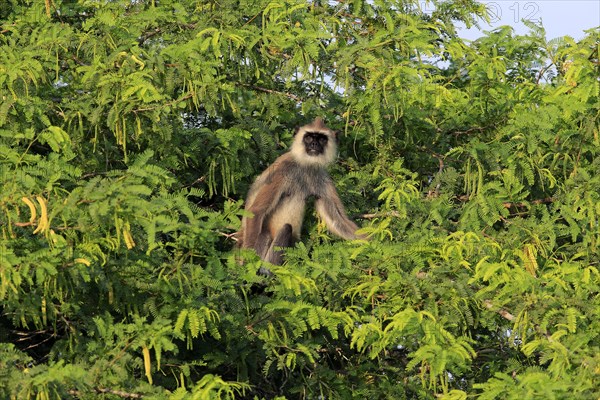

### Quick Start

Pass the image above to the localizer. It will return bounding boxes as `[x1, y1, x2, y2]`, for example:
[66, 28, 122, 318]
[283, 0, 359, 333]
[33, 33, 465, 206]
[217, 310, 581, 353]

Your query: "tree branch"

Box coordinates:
[456, 195, 555, 209]
[356, 211, 401, 219]
[68, 387, 143, 399]
[483, 300, 515, 321]
[237, 83, 303, 102]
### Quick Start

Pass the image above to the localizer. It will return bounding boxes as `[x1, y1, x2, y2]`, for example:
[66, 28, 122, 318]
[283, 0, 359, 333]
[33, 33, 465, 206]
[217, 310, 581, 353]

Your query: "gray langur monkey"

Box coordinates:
[237, 117, 366, 267]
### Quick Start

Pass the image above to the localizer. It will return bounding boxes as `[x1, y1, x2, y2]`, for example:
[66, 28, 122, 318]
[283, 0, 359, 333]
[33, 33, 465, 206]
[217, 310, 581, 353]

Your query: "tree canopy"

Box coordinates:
[0, 0, 598, 398]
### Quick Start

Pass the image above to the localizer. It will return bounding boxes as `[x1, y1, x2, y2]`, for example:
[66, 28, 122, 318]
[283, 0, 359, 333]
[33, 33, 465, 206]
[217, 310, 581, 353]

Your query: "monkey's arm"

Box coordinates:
[242, 179, 284, 250]
[315, 185, 365, 240]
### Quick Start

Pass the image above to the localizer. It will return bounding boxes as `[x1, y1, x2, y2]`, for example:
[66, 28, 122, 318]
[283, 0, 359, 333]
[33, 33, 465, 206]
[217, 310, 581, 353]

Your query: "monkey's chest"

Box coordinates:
[268, 195, 307, 239]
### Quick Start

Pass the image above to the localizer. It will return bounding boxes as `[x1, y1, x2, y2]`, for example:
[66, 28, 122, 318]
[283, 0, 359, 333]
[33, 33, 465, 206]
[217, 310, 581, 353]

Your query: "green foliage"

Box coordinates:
[1, 0, 599, 399]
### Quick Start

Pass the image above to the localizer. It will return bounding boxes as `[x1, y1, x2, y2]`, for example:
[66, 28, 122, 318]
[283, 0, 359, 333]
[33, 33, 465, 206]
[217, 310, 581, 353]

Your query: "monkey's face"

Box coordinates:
[303, 132, 329, 156]
[291, 118, 338, 167]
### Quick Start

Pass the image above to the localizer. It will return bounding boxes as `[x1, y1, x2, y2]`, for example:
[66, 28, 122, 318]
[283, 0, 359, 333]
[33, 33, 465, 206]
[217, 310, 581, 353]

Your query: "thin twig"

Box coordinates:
[502, 197, 554, 209]
[357, 211, 401, 219]
[483, 300, 515, 321]
[68, 387, 144, 399]
[456, 195, 555, 209]
[535, 63, 553, 85]
[138, 27, 162, 45]
[237, 83, 303, 102]
[133, 93, 193, 113]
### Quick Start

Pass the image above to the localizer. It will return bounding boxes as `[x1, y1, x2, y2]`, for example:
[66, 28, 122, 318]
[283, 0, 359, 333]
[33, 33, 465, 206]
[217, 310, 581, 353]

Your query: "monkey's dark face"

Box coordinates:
[291, 118, 337, 166]
[302, 132, 329, 156]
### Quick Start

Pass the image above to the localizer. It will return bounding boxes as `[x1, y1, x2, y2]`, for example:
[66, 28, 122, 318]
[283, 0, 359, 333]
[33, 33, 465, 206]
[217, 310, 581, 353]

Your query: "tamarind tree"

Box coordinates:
[1, 0, 598, 398]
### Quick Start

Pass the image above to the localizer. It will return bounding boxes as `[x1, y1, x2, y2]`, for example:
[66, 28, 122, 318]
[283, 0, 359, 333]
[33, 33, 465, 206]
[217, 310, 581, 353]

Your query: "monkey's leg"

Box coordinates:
[257, 224, 294, 277]
[266, 223, 294, 265]
[254, 231, 273, 260]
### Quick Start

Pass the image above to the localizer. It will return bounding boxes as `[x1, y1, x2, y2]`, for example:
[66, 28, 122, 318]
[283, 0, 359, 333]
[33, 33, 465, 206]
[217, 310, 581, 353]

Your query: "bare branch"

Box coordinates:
[483, 300, 515, 321]
[456, 195, 555, 209]
[357, 211, 401, 219]
[237, 83, 303, 102]
[68, 387, 144, 399]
